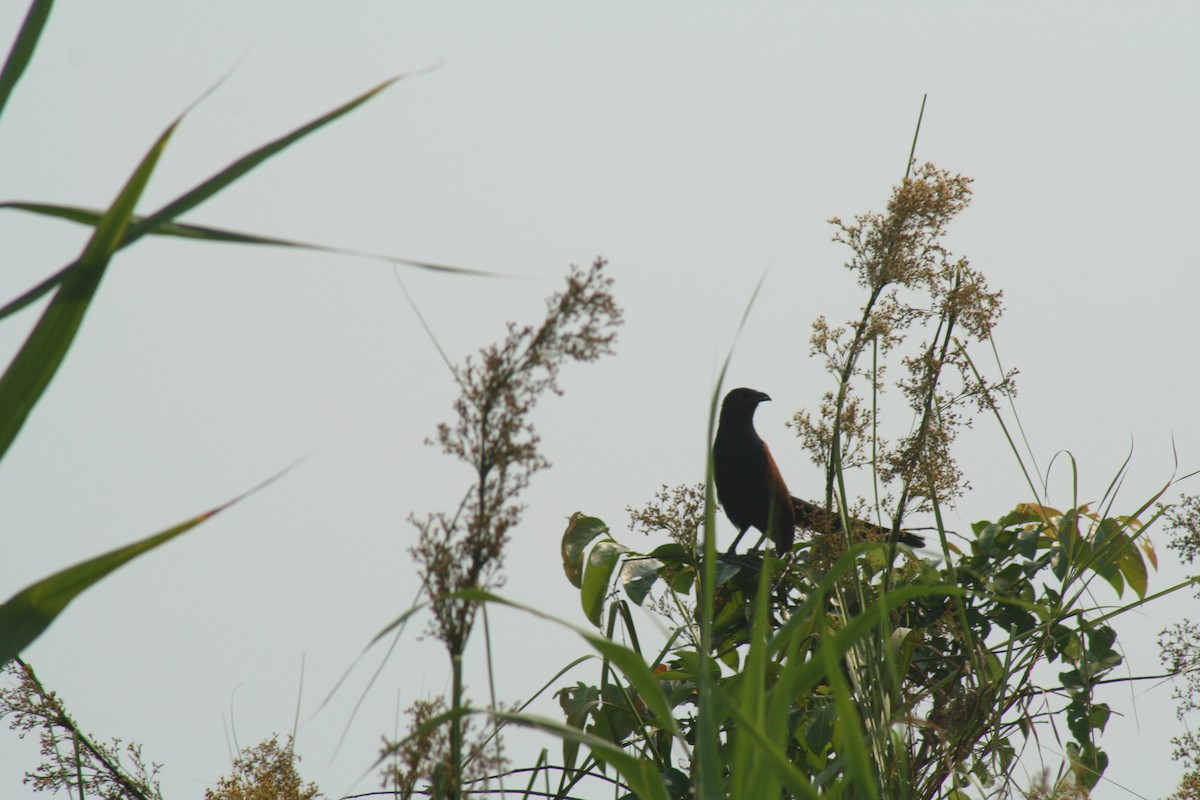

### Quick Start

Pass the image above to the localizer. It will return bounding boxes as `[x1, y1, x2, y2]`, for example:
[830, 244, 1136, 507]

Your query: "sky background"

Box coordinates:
[2, 2, 1199, 798]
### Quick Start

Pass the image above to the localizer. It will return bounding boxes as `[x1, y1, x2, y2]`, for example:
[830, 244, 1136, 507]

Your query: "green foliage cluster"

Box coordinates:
[549, 164, 1176, 800]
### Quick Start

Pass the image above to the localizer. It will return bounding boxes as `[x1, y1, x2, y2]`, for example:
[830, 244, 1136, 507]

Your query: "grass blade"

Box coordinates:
[131, 77, 401, 240]
[0, 114, 179, 460]
[0, 77, 405, 321]
[0, 0, 53, 121]
[0, 468, 285, 666]
[0, 202, 494, 277]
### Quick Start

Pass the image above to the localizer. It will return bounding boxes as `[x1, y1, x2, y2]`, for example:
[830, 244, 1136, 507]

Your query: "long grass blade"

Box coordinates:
[0, 77, 408, 322]
[0, 114, 178, 460]
[0, 0, 53, 121]
[0, 467, 286, 666]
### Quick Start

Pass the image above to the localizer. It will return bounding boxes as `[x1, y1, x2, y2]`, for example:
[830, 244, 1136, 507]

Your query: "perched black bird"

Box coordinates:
[713, 388, 926, 555]
[713, 388, 795, 555]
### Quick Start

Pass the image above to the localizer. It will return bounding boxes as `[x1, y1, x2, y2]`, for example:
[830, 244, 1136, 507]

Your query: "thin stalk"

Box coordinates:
[451, 647, 464, 800]
[826, 282, 888, 509]
[890, 269, 960, 532]
[905, 95, 928, 180]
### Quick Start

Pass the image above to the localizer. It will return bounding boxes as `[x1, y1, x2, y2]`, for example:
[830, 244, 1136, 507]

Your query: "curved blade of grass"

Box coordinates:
[0, 0, 53, 121]
[0, 466, 287, 667]
[457, 589, 679, 738]
[374, 706, 669, 800]
[696, 269, 768, 800]
[494, 712, 670, 800]
[0, 202, 494, 277]
[0, 113, 178, 461]
[821, 617, 878, 800]
[713, 682, 820, 800]
[0, 77, 406, 321]
[728, 560, 781, 800]
[133, 77, 401, 239]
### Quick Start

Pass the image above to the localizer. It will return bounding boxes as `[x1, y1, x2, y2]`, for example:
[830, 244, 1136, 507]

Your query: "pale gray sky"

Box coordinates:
[2, 3, 1198, 798]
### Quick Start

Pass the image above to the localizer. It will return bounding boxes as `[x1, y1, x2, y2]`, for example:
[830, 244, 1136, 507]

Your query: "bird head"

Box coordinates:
[720, 387, 771, 420]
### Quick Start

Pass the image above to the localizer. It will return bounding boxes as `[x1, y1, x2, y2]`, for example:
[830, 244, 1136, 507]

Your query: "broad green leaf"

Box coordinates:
[555, 682, 596, 774]
[0, 474, 276, 667]
[561, 513, 609, 588]
[1116, 535, 1149, 599]
[647, 542, 688, 560]
[0, 111, 178, 461]
[580, 540, 625, 627]
[0, 0, 53, 121]
[619, 556, 661, 606]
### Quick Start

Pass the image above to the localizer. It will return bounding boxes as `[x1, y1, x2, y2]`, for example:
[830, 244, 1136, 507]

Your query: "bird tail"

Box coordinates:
[790, 496, 926, 548]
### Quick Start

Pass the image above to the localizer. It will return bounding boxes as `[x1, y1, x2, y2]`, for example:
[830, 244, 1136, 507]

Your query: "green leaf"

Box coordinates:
[0, 0, 53, 122]
[562, 513, 609, 588]
[555, 682, 598, 773]
[1115, 534, 1149, 600]
[619, 556, 662, 606]
[0, 110, 179, 462]
[1015, 526, 1040, 559]
[581, 540, 625, 627]
[0, 473, 278, 667]
[669, 566, 695, 594]
[647, 542, 688, 561]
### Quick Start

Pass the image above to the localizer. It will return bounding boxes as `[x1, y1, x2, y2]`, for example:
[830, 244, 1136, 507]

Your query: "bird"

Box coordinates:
[713, 388, 927, 555]
[713, 388, 796, 555]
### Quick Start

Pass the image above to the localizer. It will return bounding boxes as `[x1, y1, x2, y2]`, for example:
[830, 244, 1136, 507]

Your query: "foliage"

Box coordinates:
[551, 164, 1172, 800]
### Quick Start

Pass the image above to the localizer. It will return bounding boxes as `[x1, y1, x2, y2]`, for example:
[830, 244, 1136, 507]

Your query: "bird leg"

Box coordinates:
[726, 525, 751, 556]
